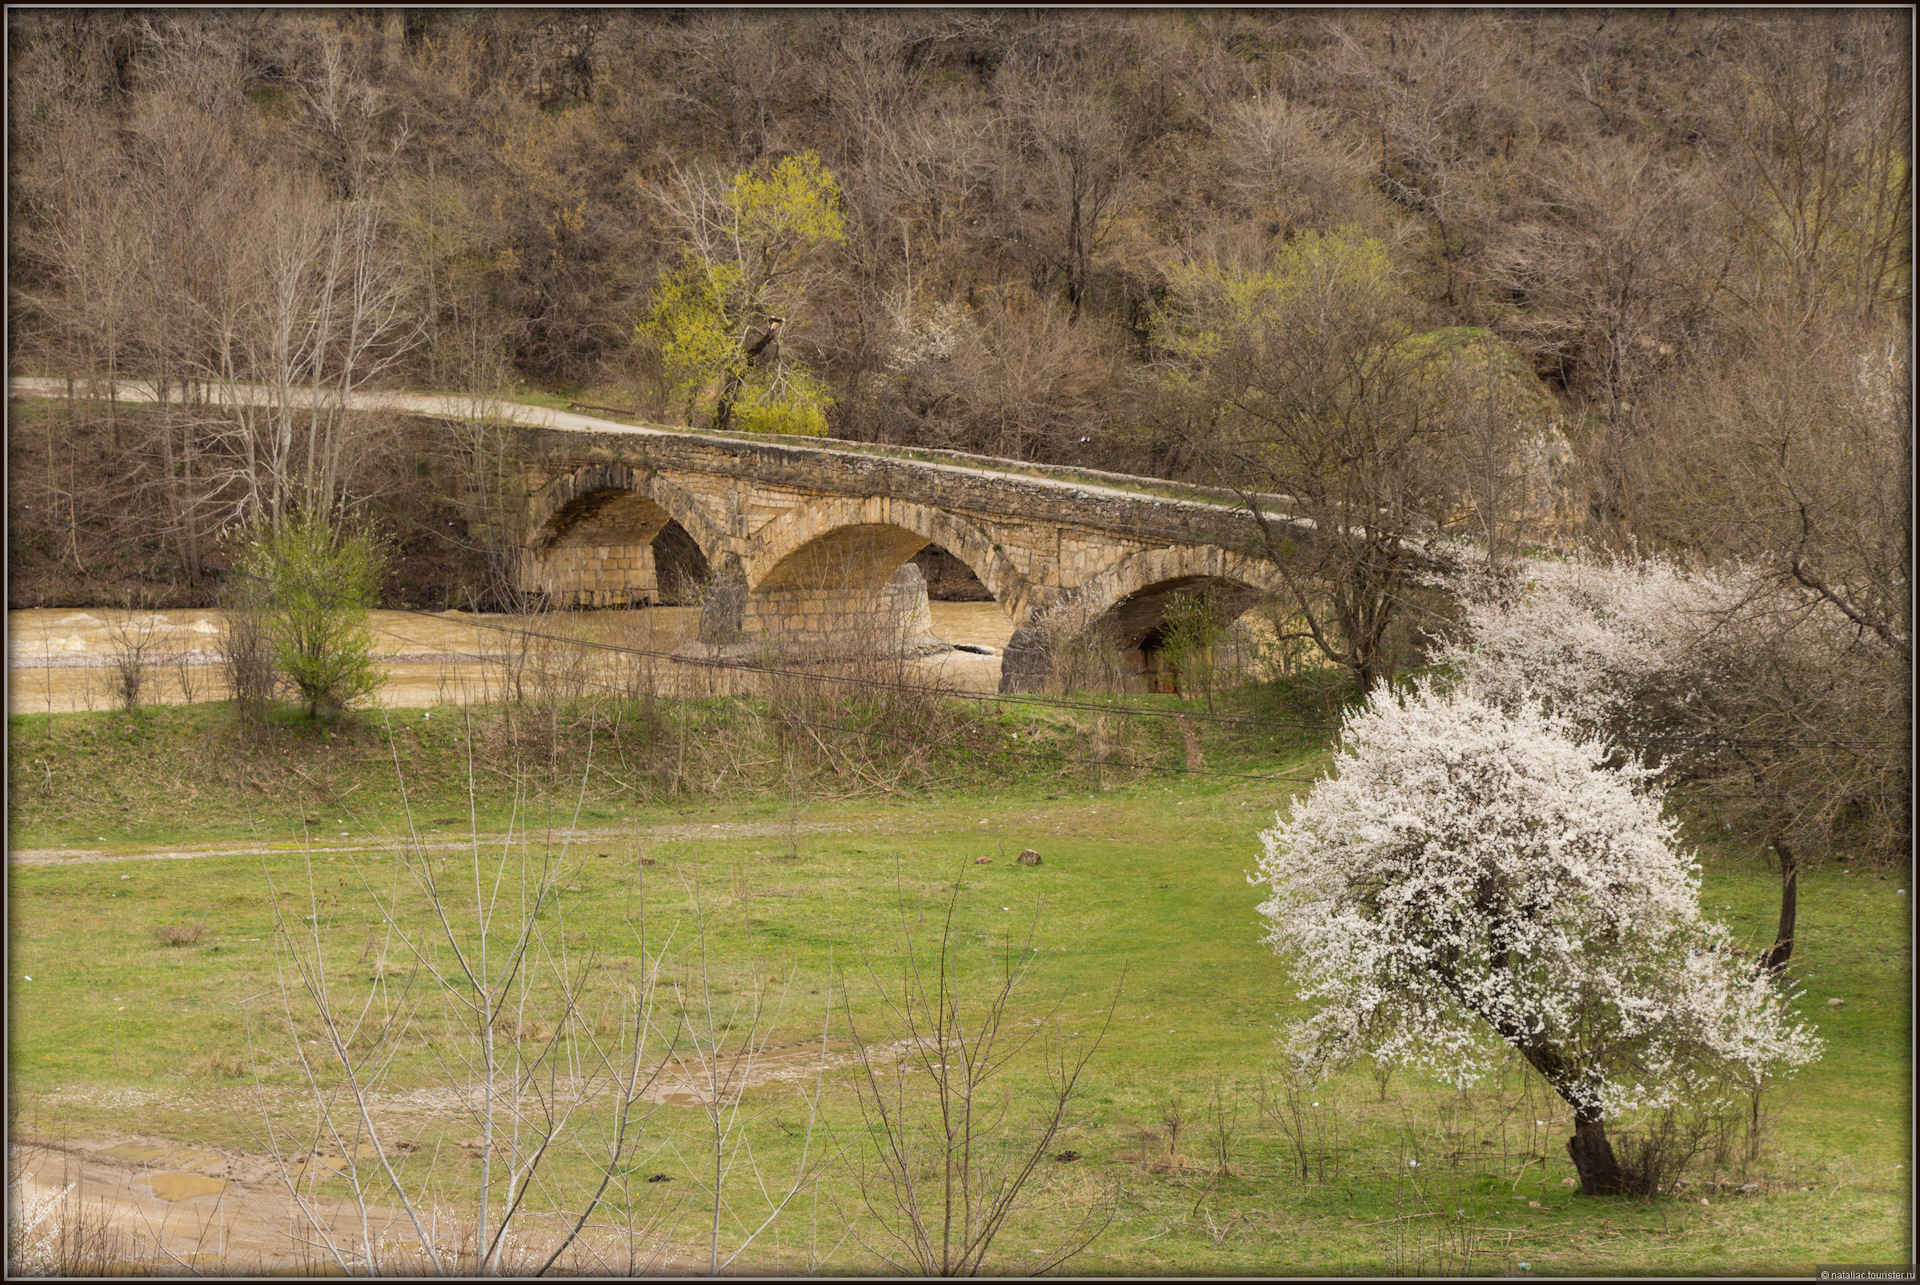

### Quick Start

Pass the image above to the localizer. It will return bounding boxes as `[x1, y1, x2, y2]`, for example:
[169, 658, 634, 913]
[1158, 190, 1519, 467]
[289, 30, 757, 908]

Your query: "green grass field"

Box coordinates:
[7, 696, 1911, 1275]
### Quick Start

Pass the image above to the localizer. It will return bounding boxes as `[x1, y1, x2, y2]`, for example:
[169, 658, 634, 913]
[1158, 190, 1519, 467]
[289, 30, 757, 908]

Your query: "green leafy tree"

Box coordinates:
[640, 150, 846, 434]
[234, 513, 389, 718]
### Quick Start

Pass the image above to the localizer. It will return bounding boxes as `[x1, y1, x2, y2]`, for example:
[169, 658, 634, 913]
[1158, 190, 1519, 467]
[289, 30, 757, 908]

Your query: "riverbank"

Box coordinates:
[6, 602, 1018, 716]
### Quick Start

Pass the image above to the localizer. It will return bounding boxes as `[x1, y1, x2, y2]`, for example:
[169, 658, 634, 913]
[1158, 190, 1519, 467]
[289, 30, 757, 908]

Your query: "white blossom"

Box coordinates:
[6, 1154, 70, 1276]
[1428, 551, 1753, 743]
[884, 298, 970, 373]
[1253, 682, 1821, 1119]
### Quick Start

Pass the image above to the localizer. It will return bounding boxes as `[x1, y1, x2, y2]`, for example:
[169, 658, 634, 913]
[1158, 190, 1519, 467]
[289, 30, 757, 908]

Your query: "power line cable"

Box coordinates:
[12, 504, 1898, 802]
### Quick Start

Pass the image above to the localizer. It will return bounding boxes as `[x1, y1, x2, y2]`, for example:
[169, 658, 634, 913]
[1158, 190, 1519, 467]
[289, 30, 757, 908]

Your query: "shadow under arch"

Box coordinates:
[999, 544, 1288, 693]
[743, 497, 1033, 623]
[526, 463, 728, 557]
[652, 519, 711, 604]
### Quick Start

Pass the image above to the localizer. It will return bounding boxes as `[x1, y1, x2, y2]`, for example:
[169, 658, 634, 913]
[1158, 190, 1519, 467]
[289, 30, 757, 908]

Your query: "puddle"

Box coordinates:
[145, 1172, 226, 1201]
[100, 1143, 172, 1164]
[288, 1142, 392, 1176]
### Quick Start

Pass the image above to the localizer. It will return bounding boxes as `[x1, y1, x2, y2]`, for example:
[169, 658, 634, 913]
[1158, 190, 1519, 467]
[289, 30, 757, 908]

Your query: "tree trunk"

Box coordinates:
[1758, 835, 1798, 978]
[1504, 1022, 1630, 1196]
[1566, 1112, 1629, 1196]
[713, 365, 743, 434]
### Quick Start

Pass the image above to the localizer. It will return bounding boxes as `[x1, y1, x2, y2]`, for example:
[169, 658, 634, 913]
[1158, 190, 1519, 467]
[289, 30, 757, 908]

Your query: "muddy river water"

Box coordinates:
[6, 603, 1019, 716]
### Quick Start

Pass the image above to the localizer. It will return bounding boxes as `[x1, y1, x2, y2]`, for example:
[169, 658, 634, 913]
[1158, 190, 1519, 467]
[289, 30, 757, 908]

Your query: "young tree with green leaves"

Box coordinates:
[640, 150, 846, 435]
[233, 513, 390, 718]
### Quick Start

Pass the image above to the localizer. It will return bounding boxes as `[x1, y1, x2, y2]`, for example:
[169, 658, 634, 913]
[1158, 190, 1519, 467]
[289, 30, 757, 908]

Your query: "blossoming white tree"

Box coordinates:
[1253, 682, 1821, 1195]
[1427, 549, 1752, 743]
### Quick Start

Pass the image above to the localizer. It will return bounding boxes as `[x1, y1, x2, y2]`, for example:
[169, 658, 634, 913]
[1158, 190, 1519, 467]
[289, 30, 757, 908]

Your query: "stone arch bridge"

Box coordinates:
[3, 376, 1310, 694]
[514, 421, 1309, 693]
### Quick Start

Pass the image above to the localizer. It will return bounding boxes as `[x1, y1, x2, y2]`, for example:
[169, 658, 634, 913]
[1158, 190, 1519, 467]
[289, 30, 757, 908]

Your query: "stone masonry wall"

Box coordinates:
[741, 563, 935, 651]
[515, 424, 1312, 636]
[521, 543, 658, 607]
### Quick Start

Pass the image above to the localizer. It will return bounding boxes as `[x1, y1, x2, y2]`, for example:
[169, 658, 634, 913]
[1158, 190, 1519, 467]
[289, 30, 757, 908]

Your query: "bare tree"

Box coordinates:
[1706, 12, 1912, 337]
[879, 285, 1116, 462]
[1484, 138, 1710, 537]
[840, 871, 1120, 1276]
[120, 89, 252, 580]
[1638, 321, 1911, 867]
[103, 599, 165, 713]
[188, 174, 421, 529]
[662, 867, 840, 1276]
[1155, 232, 1518, 690]
[998, 56, 1137, 325]
[1211, 93, 1392, 250]
[255, 722, 682, 1275]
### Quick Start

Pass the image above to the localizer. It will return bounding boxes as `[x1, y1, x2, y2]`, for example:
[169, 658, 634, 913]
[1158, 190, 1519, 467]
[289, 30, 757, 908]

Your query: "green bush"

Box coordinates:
[234, 514, 390, 718]
[734, 390, 830, 437]
[1160, 589, 1232, 710]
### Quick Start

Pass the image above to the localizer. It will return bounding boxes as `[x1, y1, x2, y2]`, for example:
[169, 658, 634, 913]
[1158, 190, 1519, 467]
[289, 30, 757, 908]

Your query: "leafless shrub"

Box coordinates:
[522, 608, 597, 710]
[169, 647, 204, 704]
[1159, 1091, 1188, 1169]
[220, 579, 278, 728]
[1614, 1105, 1717, 1197]
[154, 922, 207, 947]
[839, 868, 1121, 1275]
[1378, 1169, 1488, 1278]
[1203, 1078, 1242, 1178]
[104, 600, 164, 713]
[1273, 1070, 1346, 1185]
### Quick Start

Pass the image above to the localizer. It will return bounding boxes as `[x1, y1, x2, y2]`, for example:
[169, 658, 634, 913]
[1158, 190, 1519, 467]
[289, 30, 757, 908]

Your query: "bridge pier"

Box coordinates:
[693, 561, 942, 659]
[519, 543, 659, 608]
[999, 625, 1051, 694]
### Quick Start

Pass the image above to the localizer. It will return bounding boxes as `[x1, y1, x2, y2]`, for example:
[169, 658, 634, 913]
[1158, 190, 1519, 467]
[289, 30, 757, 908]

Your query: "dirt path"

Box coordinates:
[12, 1130, 430, 1274]
[8, 817, 893, 867]
[13, 1033, 917, 1274]
[11, 1131, 705, 1274]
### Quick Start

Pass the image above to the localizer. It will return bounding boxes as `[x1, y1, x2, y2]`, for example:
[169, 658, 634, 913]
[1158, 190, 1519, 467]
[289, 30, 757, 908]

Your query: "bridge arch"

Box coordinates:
[526, 462, 730, 558]
[743, 496, 1033, 622]
[999, 543, 1287, 692]
[1068, 544, 1287, 646]
[521, 463, 732, 607]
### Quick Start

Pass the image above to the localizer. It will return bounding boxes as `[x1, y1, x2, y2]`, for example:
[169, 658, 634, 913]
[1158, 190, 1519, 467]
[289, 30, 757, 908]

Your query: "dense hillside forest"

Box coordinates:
[6, 9, 1909, 641]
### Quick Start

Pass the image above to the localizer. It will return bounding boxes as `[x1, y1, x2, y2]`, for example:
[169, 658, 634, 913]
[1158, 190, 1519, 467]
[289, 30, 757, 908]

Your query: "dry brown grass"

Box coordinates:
[152, 924, 206, 948]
